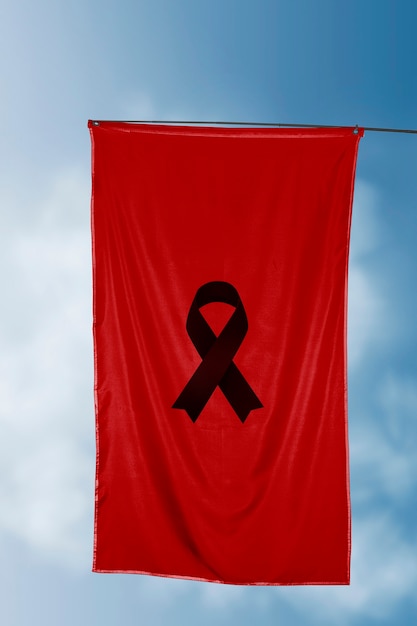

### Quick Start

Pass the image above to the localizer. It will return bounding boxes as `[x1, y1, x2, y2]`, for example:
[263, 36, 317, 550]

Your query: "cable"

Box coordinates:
[90, 120, 417, 134]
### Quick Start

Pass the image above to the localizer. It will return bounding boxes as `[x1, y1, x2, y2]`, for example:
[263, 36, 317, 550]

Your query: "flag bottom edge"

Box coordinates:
[92, 567, 350, 586]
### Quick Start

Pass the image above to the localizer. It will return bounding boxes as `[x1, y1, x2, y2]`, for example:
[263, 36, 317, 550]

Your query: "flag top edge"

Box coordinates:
[88, 120, 364, 139]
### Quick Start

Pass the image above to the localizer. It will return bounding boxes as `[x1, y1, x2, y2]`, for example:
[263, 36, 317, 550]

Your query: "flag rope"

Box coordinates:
[90, 120, 417, 134]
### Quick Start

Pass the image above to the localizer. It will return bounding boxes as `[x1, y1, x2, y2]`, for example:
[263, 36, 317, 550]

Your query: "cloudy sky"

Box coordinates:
[1, 1, 416, 624]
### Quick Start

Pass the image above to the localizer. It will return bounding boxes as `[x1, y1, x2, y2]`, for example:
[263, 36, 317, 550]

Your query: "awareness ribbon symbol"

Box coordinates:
[173, 281, 263, 422]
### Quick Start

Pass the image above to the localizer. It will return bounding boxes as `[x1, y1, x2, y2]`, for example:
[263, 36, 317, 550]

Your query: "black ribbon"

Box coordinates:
[173, 281, 263, 422]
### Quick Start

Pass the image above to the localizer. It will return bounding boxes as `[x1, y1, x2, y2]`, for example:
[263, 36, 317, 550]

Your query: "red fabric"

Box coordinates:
[89, 121, 362, 585]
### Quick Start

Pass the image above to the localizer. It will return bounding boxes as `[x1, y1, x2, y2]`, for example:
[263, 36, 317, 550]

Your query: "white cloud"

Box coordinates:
[281, 515, 417, 622]
[347, 263, 385, 368]
[349, 371, 417, 504]
[0, 436, 91, 560]
[200, 582, 246, 608]
[349, 180, 381, 263]
[378, 374, 417, 447]
[138, 575, 196, 607]
[350, 420, 417, 503]
[348, 180, 390, 369]
[0, 168, 94, 567]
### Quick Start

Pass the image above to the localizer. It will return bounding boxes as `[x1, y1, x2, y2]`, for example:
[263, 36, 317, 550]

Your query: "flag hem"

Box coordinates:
[92, 567, 350, 586]
[343, 129, 363, 584]
[89, 121, 100, 573]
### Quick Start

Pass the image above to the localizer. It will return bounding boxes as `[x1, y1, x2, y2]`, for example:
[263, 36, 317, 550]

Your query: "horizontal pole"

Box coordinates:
[90, 120, 417, 134]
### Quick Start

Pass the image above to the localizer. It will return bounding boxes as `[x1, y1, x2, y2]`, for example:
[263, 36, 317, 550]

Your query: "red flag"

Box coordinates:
[89, 121, 362, 585]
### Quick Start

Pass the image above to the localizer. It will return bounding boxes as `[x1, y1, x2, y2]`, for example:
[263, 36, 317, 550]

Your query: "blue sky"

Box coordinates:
[1, 1, 416, 624]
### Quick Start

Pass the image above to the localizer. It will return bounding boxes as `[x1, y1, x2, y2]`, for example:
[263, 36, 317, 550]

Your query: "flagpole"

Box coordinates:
[90, 120, 417, 134]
